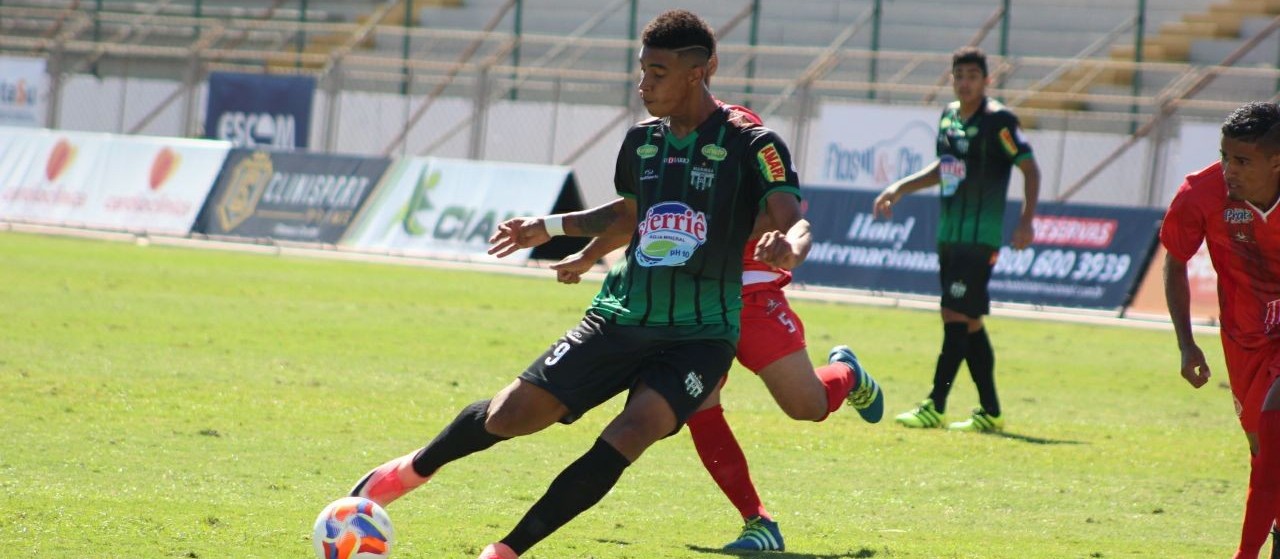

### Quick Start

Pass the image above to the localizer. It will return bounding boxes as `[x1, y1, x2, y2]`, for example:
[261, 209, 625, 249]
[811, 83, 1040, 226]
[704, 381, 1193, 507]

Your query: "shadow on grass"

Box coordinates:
[685, 544, 878, 558]
[984, 430, 1087, 445]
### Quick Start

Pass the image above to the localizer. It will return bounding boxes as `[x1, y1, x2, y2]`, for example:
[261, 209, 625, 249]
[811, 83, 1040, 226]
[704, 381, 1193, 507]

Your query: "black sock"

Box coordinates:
[966, 328, 1000, 417]
[410, 399, 509, 478]
[928, 322, 970, 414]
[500, 438, 631, 554]
[1272, 522, 1280, 559]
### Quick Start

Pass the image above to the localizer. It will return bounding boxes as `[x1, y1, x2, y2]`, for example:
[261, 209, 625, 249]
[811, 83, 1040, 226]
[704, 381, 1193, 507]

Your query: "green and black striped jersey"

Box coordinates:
[935, 97, 1034, 248]
[589, 106, 801, 341]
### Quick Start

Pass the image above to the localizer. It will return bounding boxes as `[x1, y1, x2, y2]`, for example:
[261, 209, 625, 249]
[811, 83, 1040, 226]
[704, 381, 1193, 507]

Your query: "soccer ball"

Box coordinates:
[312, 496, 395, 559]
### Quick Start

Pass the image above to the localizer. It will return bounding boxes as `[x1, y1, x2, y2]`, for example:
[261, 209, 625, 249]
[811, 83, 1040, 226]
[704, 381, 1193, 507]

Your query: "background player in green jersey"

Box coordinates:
[872, 46, 1041, 432]
[345, 10, 812, 559]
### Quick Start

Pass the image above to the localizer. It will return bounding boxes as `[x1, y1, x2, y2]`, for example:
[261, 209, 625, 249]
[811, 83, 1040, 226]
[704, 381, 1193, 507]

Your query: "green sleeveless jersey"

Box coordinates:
[590, 106, 801, 341]
[935, 97, 1034, 248]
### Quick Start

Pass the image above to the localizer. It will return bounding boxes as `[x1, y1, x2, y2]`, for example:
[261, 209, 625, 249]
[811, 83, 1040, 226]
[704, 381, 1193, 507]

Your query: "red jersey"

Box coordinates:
[742, 237, 793, 290]
[1161, 161, 1280, 350]
[715, 101, 793, 290]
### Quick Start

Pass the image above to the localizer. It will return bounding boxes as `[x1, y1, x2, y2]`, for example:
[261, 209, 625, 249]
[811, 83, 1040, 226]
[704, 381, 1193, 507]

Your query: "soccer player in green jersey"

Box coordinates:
[553, 61, 884, 551]
[873, 46, 1041, 432]
[345, 10, 813, 559]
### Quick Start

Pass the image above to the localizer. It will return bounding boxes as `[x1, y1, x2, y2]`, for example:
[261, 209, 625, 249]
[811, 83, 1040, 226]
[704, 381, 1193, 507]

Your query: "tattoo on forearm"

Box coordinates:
[574, 207, 619, 235]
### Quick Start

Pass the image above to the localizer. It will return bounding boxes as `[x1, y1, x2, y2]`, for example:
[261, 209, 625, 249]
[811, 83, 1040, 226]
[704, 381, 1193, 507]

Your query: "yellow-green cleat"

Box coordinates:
[723, 515, 784, 551]
[947, 408, 1004, 432]
[828, 345, 884, 423]
[894, 399, 946, 428]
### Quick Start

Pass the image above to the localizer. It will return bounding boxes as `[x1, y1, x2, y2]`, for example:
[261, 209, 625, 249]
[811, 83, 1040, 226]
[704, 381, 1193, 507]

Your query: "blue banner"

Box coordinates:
[194, 149, 391, 244]
[204, 72, 315, 149]
[794, 187, 1163, 310]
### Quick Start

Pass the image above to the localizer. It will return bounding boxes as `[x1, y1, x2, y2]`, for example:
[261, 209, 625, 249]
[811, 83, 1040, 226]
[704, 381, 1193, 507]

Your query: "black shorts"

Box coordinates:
[938, 243, 998, 318]
[519, 311, 736, 429]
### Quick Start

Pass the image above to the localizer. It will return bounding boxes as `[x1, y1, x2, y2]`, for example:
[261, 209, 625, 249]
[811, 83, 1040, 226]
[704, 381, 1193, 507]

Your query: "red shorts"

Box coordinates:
[1221, 336, 1280, 432]
[736, 283, 807, 373]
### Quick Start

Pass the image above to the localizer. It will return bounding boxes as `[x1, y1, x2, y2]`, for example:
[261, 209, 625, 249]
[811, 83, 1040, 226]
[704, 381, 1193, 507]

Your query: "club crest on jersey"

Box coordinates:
[690, 165, 716, 191]
[636, 201, 708, 267]
[1224, 207, 1253, 224]
[758, 143, 787, 183]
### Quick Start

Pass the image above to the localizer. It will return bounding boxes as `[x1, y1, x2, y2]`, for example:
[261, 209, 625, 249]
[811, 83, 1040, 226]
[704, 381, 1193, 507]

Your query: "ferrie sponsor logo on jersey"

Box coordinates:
[1031, 216, 1117, 249]
[636, 201, 708, 267]
[846, 213, 916, 250]
[938, 155, 965, 196]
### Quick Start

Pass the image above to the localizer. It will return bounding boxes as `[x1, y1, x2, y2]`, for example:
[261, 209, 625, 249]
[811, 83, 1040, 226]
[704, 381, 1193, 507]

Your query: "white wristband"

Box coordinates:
[543, 215, 566, 237]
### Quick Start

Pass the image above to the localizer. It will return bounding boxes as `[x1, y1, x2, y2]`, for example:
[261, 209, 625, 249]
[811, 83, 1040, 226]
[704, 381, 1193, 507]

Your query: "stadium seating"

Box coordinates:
[0, 0, 1274, 131]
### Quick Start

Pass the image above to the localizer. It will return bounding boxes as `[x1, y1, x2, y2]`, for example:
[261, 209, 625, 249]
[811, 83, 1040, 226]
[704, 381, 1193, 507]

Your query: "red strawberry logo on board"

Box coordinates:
[45, 138, 76, 182]
[149, 147, 181, 190]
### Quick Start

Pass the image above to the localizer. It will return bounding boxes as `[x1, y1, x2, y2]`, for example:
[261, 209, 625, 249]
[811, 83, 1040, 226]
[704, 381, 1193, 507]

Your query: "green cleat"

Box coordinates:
[947, 408, 1004, 432]
[895, 399, 946, 428]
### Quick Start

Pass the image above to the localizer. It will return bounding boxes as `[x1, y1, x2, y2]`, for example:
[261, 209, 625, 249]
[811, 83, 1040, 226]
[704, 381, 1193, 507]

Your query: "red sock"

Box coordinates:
[1237, 410, 1280, 559]
[815, 363, 855, 420]
[687, 405, 769, 520]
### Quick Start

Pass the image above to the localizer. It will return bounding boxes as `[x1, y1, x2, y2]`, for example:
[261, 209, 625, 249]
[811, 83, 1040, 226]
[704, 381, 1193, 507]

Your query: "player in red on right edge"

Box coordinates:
[1161, 101, 1280, 559]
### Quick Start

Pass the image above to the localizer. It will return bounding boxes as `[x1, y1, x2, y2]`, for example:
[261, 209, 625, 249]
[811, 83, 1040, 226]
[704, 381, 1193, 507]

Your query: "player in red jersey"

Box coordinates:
[1161, 101, 1280, 559]
[553, 95, 884, 552]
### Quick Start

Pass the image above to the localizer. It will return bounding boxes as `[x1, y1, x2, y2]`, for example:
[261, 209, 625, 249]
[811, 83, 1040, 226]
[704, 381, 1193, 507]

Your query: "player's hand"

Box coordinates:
[556, 269, 584, 284]
[1179, 344, 1211, 389]
[488, 217, 551, 259]
[551, 251, 594, 284]
[1011, 218, 1035, 250]
[872, 189, 899, 219]
[754, 230, 801, 270]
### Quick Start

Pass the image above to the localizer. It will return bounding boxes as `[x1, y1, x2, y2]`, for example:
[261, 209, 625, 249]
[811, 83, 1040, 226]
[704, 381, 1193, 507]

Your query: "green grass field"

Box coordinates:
[0, 231, 1252, 558]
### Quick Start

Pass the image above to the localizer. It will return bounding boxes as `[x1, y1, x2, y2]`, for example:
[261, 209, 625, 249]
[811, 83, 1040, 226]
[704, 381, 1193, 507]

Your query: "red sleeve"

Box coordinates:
[1159, 179, 1206, 263]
